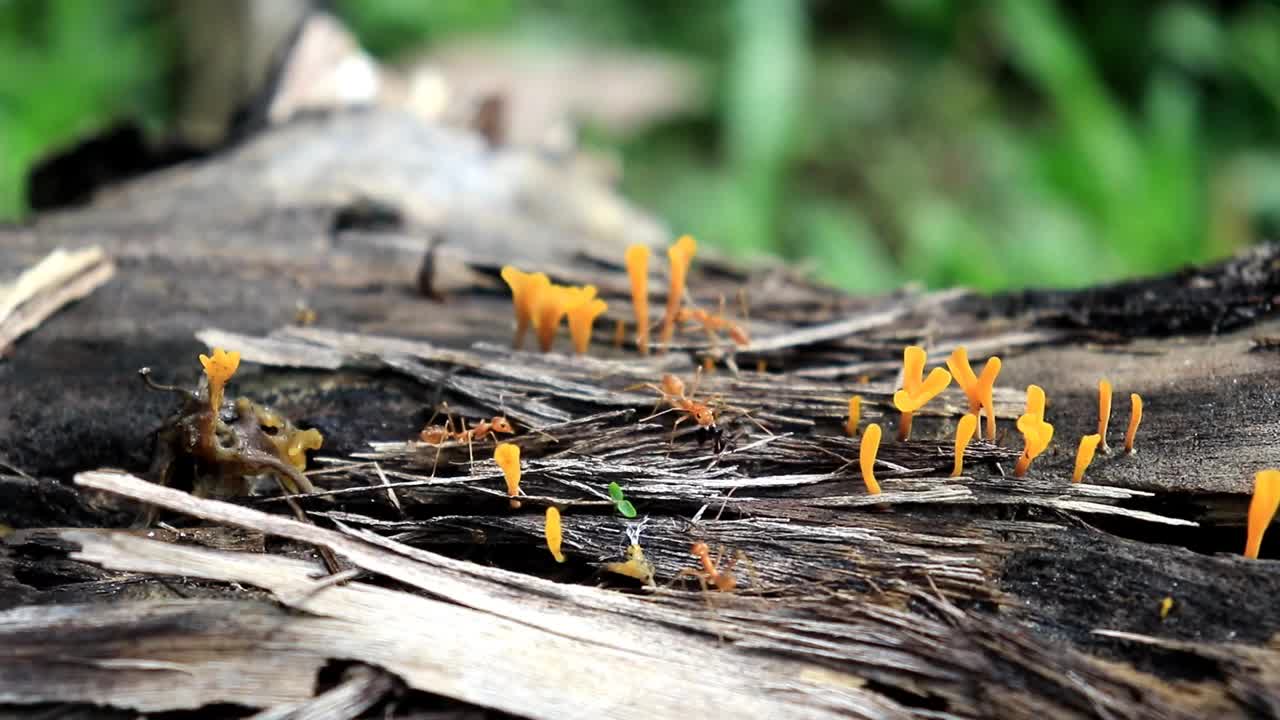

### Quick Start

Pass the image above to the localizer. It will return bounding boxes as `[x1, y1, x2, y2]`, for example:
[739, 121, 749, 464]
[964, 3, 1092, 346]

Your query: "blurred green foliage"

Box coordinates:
[5, 1, 1280, 293]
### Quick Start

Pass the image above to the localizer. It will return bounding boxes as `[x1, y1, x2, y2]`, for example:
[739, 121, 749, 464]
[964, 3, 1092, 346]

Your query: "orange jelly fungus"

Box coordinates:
[946, 347, 1001, 441]
[1097, 379, 1113, 453]
[893, 346, 952, 441]
[500, 266, 551, 350]
[952, 413, 978, 477]
[1013, 384, 1053, 477]
[859, 423, 883, 495]
[659, 235, 697, 348]
[1072, 434, 1101, 483]
[494, 442, 522, 509]
[545, 506, 566, 563]
[198, 347, 241, 412]
[624, 245, 651, 355]
[1124, 393, 1143, 455]
[845, 395, 862, 437]
[1245, 469, 1280, 559]
[567, 297, 608, 355]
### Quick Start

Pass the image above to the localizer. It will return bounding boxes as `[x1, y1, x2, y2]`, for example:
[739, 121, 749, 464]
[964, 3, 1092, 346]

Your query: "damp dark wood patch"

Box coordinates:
[3, 110, 1280, 719]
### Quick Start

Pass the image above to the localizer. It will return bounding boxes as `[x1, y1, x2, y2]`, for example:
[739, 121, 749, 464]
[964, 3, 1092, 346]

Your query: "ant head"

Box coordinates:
[491, 417, 515, 434]
[690, 541, 710, 557]
[694, 406, 716, 427]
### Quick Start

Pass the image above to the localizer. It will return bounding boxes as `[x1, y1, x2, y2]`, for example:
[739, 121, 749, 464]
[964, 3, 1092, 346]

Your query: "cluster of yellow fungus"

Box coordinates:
[659, 235, 697, 348]
[947, 347, 1001, 441]
[951, 413, 978, 477]
[859, 423, 883, 495]
[1014, 385, 1053, 477]
[545, 506, 566, 563]
[1072, 434, 1101, 483]
[893, 346, 952, 441]
[1245, 469, 1280, 559]
[494, 443, 522, 509]
[501, 266, 608, 354]
[198, 347, 241, 412]
[845, 395, 862, 438]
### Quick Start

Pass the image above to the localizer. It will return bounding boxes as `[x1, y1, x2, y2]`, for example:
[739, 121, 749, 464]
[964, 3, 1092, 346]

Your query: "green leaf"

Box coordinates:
[607, 481, 625, 502]
[616, 500, 638, 519]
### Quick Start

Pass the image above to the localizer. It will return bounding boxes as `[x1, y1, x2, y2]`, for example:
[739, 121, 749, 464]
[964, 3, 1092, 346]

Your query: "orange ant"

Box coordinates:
[634, 370, 717, 442]
[670, 542, 759, 605]
[675, 294, 750, 347]
[419, 406, 515, 474]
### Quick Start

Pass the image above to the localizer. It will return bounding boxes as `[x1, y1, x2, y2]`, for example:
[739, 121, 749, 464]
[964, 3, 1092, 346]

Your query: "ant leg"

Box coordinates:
[736, 549, 761, 592]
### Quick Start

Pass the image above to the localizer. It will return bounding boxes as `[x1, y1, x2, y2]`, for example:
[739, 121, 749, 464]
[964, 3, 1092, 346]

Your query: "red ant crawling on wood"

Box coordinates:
[631, 369, 717, 443]
[419, 404, 515, 474]
[668, 541, 760, 609]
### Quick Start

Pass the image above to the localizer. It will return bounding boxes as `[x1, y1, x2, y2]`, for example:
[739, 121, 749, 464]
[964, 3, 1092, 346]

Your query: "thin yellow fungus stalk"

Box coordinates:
[859, 423, 883, 495]
[531, 285, 569, 352]
[1097, 379, 1113, 453]
[845, 395, 862, 437]
[198, 348, 240, 413]
[494, 443, 522, 509]
[567, 297, 608, 355]
[1124, 393, 1143, 455]
[977, 357, 1001, 441]
[946, 347, 981, 415]
[545, 506, 566, 563]
[1244, 469, 1280, 559]
[624, 245, 651, 355]
[500, 267, 550, 350]
[952, 413, 978, 477]
[1159, 597, 1175, 620]
[892, 345, 952, 441]
[659, 235, 696, 349]
[1073, 434, 1102, 483]
[1014, 385, 1053, 477]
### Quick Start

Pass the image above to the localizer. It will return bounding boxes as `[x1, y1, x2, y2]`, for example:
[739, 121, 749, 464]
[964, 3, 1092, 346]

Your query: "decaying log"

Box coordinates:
[3, 108, 1280, 718]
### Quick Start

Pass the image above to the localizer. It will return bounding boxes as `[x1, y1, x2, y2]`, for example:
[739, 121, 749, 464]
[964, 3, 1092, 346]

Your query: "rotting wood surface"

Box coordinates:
[3, 110, 1280, 719]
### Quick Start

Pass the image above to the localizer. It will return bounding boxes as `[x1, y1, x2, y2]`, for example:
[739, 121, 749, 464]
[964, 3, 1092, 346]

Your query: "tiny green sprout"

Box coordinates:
[608, 482, 638, 518]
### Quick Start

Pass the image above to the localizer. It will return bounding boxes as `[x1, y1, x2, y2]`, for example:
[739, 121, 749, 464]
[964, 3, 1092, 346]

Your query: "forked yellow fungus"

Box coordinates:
[500, 267, 551, 350]
[545, 506, 566, 563]
[1097, 379, 1113, 453]
[1013, 385, 1053, 477]
[1072, 434, 1101, 483]
[859, 423, 883, 495]
[624, 245, 651, 354]
[1244, 469, 1280, 559]
[198, 347, 240, 413]
[494, 442, 522, 509]
[659, 234, 697, 348]
[531, 285, 567, 352]
[1124, 393, 1143, 455]
[946, 347, 1001, 441]
[845, 395, 862, 437]
[567, 296, 608, 355]
[893, 345, 952, 441]
[951, 413, 978, 477]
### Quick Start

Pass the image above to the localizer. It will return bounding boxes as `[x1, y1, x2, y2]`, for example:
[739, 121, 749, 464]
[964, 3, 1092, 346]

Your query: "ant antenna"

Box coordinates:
[137, 368, 193, 397]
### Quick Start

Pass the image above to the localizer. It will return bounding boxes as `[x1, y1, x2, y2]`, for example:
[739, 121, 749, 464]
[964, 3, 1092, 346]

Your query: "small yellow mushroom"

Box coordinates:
[845, 395, 862, 438]
[947, 347, 1002, 441]
[545, 506, 566, 563]
[1013, 385, 1053, 477]
[1159, 597, 1175, 620]
[859, 423, 883, 495]
[198, 347, 241, 413]
[951, 413, 978, 477]
[566, 295, 607, 355]
[500, 267, 551, 350]
[624, 245, 651, 355]
[893, 346, 952, 441]
[659, 234, 697, 349]
[1097, 379, 1113, 453]
[1124, 393, 1143, 455]
[604, 544, 656, 586]
[1072, 433, 1101, 483]
[494, 442, 522, 509]
[1245, 469, 1280, 559]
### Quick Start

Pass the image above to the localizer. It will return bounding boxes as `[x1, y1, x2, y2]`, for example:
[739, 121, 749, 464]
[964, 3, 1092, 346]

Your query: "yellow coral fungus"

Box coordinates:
[624, 244, 651, 355]
[947, 347, 1002, 441]
[845, 395, 862, 437]
[1124, 393, 1143, 455]
[283, 428, 324, 470]
[532, 284, 595, 353]
[1239, 468, 1280, 558]
[566, 296, 607, 355]
[1245, 469, 1280, 559]
[500, 267, 551, 350]
[659, 234, 697, 349]
[494, 442, 522, 509]
[545, 505, 566, 563]
[1159, 597, 1175, 620]
[1072, 433, 1101, 483]
[198, 348, 240, 413]
[1097, 379, 1113, 453]
[604, 544, 656, 586]
[1013, 386, 1054, 477]
[892, 346, 952, 441]
[952, 413, 978, 477]
[859, 423, 883, 495]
